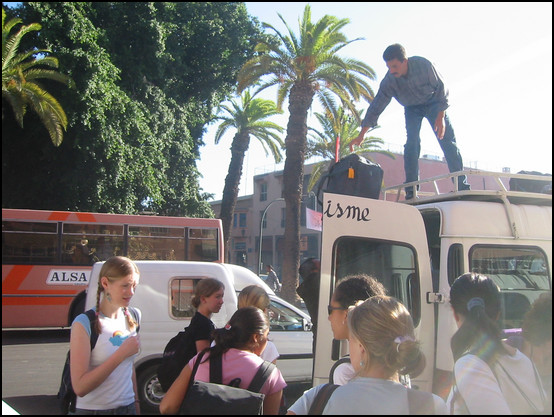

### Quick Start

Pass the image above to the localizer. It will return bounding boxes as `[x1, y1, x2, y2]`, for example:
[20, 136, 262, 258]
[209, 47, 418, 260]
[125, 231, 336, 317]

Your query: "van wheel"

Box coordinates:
[137, 362, 165, 414]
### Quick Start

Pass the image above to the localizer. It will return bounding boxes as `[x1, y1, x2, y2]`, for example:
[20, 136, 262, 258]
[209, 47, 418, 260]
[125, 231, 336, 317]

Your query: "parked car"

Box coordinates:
[85, 261, 313, 413]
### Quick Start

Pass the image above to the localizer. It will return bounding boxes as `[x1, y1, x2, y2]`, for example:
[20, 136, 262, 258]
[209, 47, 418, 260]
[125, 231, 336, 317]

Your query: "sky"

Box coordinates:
[198, 2, 552, 201]
[5, 2, 551, 201]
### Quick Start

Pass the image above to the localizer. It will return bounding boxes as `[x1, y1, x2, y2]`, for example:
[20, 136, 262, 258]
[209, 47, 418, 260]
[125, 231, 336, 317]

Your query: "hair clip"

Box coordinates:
[394, 335, 415, 352]
[466, 297, 485, 312]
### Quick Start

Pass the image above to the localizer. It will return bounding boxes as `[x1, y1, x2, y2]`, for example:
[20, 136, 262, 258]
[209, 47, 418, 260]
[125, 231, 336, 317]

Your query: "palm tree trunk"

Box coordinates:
[219, 132, 250, 262]
[281, 82, 314, 304]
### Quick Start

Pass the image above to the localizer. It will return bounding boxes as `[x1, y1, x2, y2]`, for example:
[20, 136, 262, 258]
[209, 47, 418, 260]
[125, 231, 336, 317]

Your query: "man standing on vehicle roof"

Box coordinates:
[350, 43, 470, 199]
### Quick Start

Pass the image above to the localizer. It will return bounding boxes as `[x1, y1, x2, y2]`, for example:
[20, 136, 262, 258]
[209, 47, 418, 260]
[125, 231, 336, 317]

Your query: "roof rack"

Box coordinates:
[383, 169, 552, 206]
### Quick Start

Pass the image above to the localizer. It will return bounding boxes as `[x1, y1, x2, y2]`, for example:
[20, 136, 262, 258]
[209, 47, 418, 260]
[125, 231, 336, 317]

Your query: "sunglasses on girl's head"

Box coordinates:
[327, 305, 347, 315]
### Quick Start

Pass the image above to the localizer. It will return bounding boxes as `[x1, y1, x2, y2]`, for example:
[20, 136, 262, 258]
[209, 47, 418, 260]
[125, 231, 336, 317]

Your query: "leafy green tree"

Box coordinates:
[306, 106, 394, 192]
[2, 2, 264, 217]
[214, 90, 284, 260]
[2, 7, 73, 146]
[237, 5, 377, 302]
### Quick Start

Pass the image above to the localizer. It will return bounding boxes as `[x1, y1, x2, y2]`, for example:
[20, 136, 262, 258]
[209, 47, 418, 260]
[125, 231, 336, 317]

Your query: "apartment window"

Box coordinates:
[234, 212, 246, 228]
[232, 213, 246, 228]
[260, 183, 268, 202]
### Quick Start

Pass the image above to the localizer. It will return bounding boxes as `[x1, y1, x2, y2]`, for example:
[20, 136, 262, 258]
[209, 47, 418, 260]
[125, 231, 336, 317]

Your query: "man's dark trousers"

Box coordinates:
[403, 102, 469, 198]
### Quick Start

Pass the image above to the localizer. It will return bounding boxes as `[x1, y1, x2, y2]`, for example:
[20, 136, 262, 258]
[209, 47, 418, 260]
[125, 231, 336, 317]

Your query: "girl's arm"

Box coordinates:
[263, 390, 283, 415]
[195, 339, 211, 353]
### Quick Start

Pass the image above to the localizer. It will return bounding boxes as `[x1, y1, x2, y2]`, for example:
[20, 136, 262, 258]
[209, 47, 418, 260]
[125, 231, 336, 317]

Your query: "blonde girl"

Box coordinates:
[288, 295, 447, 414]
[327, 274, 386, 385]
[238, 285, 279, 363]
[70, 256, 141, 415]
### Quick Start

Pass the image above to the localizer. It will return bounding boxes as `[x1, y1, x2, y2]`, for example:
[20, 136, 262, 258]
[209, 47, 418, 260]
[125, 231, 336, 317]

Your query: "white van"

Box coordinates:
[85, 261, 313, 413]
[313, 170, 551, 397]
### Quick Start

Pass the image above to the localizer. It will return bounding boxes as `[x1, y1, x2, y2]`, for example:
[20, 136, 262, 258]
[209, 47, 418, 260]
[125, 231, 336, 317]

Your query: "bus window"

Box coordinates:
[2, 221, 58, 264]
[334, 237, 420, 324]
[128, 226, 185, 261]
[188, 228, 219, 261]
[62, 223, 124, 265]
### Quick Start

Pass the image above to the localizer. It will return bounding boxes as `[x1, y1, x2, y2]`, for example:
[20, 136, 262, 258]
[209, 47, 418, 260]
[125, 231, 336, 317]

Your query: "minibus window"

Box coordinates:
[333, 237, 419, 323]
[447, 244, 464, 286]
[170, 278, 197, 318]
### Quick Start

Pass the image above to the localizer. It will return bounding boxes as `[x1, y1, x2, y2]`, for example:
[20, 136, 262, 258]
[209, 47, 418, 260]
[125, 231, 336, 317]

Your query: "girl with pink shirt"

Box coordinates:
[160, 306, 286, 415]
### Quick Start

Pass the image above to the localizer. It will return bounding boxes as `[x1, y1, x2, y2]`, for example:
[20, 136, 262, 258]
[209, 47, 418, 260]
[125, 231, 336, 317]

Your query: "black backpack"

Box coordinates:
[157, 326, 198, 392]
[57, 307, 140, 414]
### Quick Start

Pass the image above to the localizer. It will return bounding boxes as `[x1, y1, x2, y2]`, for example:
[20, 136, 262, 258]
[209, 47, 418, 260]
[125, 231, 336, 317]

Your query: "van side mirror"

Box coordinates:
[303, 318, 312, 332]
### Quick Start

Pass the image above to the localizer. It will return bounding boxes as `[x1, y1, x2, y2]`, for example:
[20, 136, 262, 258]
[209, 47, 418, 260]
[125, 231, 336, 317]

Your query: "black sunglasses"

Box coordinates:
[327, 305, 347, 315]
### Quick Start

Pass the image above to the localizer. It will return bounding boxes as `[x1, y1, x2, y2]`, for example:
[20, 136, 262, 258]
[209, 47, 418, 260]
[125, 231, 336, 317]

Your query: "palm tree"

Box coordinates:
[214, 90, 284, 261]
[237, 4, 377, 302]
[306, 106, 395, 193]
[2, 8, 73, 146]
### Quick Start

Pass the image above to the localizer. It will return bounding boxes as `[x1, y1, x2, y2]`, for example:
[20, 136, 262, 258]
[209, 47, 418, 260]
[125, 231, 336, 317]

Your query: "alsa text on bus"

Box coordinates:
[46, 270, 90, 285]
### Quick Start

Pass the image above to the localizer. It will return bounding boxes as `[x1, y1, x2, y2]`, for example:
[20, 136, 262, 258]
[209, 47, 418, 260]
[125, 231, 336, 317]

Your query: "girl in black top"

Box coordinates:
[190, 278, 225, 353]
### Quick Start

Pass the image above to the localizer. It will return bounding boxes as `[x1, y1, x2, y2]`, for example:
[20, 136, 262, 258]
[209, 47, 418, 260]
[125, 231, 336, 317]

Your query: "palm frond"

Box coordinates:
[2, 9, 72, 146]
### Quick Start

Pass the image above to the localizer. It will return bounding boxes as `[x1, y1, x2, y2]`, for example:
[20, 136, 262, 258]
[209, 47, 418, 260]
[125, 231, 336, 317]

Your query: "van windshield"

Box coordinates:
[470, 246, 550, 290]
[470, 245, 550, 330]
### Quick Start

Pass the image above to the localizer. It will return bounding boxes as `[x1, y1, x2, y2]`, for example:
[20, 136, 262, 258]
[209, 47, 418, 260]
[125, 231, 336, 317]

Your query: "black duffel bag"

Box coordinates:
[317, 154, 384, 202]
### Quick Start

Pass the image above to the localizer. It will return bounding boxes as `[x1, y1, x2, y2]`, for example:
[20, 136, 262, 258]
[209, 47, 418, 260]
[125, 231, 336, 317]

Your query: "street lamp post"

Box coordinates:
[258, 198, 284, 275]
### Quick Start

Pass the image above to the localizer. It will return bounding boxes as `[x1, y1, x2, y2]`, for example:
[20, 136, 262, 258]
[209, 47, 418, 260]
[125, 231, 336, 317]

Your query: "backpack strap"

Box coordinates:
[495, 359, 545, 413]
[84, 309, 99, 350]
[308, 383, 340, 415]
[209, 353, 223, 384]
[247, 360, 276, 393]
[407, 388, 435, 415]
[187, 350, 206, 392]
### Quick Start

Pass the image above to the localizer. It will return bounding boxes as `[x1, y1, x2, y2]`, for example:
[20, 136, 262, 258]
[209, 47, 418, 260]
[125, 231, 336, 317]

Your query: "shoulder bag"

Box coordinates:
[179, 351, 276, 415]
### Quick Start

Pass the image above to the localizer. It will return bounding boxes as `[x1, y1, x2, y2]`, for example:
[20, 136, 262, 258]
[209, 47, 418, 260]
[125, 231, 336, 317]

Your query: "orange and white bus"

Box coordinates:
[2, 208, 224, 328]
